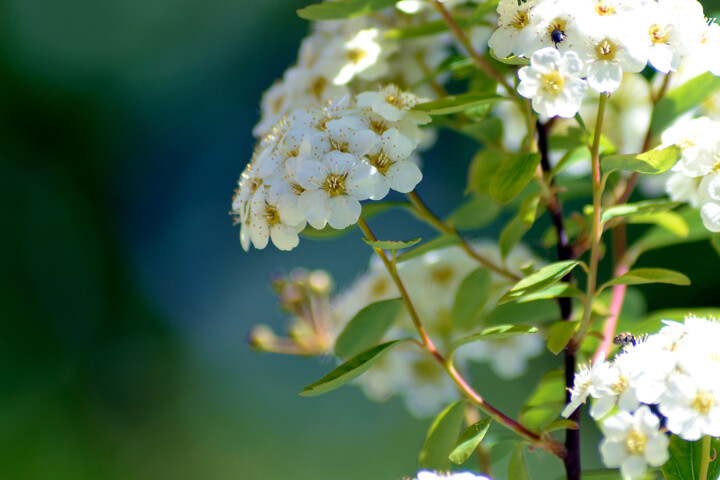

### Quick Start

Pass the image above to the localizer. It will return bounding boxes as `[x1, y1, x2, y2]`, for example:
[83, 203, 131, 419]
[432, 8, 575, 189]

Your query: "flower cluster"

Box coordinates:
[662, 117, 720, 232]
[493, 0, 720, 118]
[332, 242, 544, 417]
[564, 315, 720, 479]
[232, 86, 429, 251]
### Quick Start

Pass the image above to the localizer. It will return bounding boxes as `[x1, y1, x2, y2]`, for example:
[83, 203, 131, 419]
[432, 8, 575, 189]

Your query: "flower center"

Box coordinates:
[625, 430, 647, 455]
[291, 183, 305, 195]
[547, 19, 567, 44]
[595, 39, 616, 61]
[370, 118, 388, 135]
[347, 48, 368, 65]
[412, 357, 443, 381]
[595, 0, 615, 16]
[264, 204, 281, 226]
[649, 24, 670, 45]
[383, 87, 405, 108]
[368, 152, 395, 175]
[512, 11, 529, 29]
[370, 277, 390, 298]
[324, 173, 348, 197]
[309, 76, 327, 99]
[271, 94, 285, 114]
[541, 71, 565, 96]
[430, 265, 454, 284]
[329, 139, 350, 153]
[612, 375, 629, 394]
[693, 391, 715, 415]
[678, 139, 694, 151]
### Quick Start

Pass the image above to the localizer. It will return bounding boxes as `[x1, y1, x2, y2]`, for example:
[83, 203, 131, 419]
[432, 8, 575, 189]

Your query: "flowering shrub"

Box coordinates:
[234, 0, 720, 479]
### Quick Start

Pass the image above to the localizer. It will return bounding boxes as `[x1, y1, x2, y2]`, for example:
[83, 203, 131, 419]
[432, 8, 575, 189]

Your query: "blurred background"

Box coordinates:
[1, 0, 719, 479]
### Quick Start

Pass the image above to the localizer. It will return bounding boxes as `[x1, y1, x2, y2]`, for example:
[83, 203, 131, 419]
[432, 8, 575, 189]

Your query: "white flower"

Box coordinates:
[659, 373, 720, 440]
[562, 362, 608, 418]
[296, 150, 378, 230]
[600, 406, 670, 480]
[365, 128, 423, 199]
[700, 200, 720, 232]
[330, 28, 398, 85]
[575, 26, 648, 93]
[488, 0, 540, 58]
[356, 84, 431, 124]
[248, 183, 306, 251]
[590, 353, 641, 419]
[520, 0, 586, 56]
[518, 48, 588, 118]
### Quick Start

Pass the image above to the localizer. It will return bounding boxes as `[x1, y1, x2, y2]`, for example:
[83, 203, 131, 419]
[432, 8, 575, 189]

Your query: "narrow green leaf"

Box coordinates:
[446, 194, 501, 230]
[499, 260, 579, 304]
[520, 370, 566, 432]
[483, 300, 559, 326]
[499, 216, 529, 261]
[489, 153, 542, 204]
[397, 235, 460, 263]
[413, 92, 504, 115]
[652, 72, 720, 135]
[362, 237, 421, 250]
[601, 145, 681, 174]
[300, 340, 406, 396]
[661, 435, 720, 480]
[546, 320, 580, 355]
[628, 211, 689, 237]
[451, 325, 538, 351]
[629, 207, 712, 262]
[334, 298, 404, 359]
[466, 149, 506, 194]
[451, 268, 493, 329]
[711, 234, 720, 256]
[602, 268, 690, 289]
[516, 283, 583, 303]
[601, 199, 680, 224]
[508, 444, 530, 480]
[544, 419, 578, 433]
[301, 201, 410, 238]
[419, 400, 467, 471]
[297, 0, 398, 20]
[449, 418, 493, 465]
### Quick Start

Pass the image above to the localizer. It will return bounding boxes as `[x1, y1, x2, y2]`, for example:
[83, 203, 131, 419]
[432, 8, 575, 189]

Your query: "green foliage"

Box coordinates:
[470, 0, 500, 23]
[461, 117, 505, 150]
[546, 320, 580, 355]
[601, 200, 680, 224]
[334, 299, 404, 358]
[418, 400, 467, 471]
[467, 149, 505, 194]
[489, 153, 542, 204]
[628, 211, 689, 238]
[446, 194, 501, 230]
[520, 370, 566, 432]
[499, 193, 541, 259]
[661, 436, 720, 480]
[451, 324, 538, 351]
[499, 260, 579, 304]
[413, 92, 505, 115]
[362, 237, 421, 250]
[516, 283, 583, 303]
[601, 145, 681, 174]
[712, 234, 720, 256]
[601, 268, 691, 289]
[483, 299, 560, 326]
[451, 268, 493, 329]
[297, 0, 399, 20]
[300, 340, 408, 396]
[508, 444, 530, 480]
[449, 418, 492, 465]
[652, 72, 720, 135]
[301, 201, 411, 238]
[397, 235, 460, 263]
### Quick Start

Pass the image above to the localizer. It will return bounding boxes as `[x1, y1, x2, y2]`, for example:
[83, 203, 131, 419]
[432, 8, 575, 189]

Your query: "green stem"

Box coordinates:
[700, 436, 712, 480]
[577, 93, 609, 341]
[407, 191, 521, 281]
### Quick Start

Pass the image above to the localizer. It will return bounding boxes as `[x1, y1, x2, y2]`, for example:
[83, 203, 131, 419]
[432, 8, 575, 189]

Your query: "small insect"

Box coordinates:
[550, 29, 566, 47]
[613, 332, 647, 349]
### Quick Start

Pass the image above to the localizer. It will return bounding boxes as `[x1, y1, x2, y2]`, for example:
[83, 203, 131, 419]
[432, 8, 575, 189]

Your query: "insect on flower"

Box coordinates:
[551, 28, 566, 47]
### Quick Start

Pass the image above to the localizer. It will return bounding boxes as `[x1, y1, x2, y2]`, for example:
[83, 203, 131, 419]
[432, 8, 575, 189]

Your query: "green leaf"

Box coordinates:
[451, 268, 493, 329]
[652, 72, 720, 135]
[384, 19, 449, 39]
[601, 145, 681, 174]
[499, 260, 579, 304]
[483, 300, 559, 326]
[300, 340, 406, 396]
[661, 436, 720, 480]
[460, 117, 505, 150]
[418, 400, 467, 471]
[449, 418, 492, 465]
[397, 235, 460, 263]
[467, 149, 506, 194]
[543, 419, 578, 433]
[508, 444, 530, 480]
[602, 268, 690, 289]
[516, 283, 583, 303]
[470, 0, 500, 23]
[546, 321, 580, 355]
[601, 199, 680, 224]
[520, 370, 566, 432]
[489, 49, 529, 65]
[297, 0, 399, 20]
[446, 194, 501, 230]
[489, 153, 541, 204]
[712, 234, 720, 256]
[499, 216, 529, 261]
[334, 298, 404, 359]
[451, 325, 538, 351]
[628, 211, 689, 238]
[301, 201, 410, 238]
[413, 92, 505, 115]
[629, 207, 712, 263]
[362, 237, 421, 250]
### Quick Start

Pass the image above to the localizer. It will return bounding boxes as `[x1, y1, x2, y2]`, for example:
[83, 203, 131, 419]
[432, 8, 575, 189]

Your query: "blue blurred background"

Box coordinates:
[2, 0, 720, 478]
